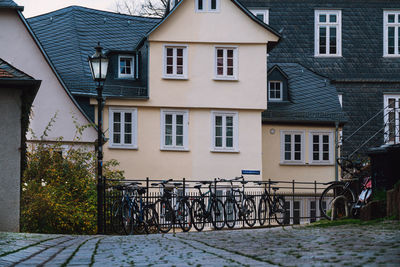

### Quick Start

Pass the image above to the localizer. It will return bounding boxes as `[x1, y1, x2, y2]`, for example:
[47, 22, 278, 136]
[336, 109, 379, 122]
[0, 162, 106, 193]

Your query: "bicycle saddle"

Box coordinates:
[151, 183, 159, 186]
[272, 187, 279, 191]
[200, 181, 212, 184]
[129, 182, 141, 186]
[194, 184, 202, 189]
[137, 187, 146, 195]
[240, 181, 248, 184]
[173, 182, 182, 186]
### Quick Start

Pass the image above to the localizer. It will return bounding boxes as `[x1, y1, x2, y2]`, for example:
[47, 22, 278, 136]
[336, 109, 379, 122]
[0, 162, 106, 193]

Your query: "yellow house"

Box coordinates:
[92, 0, 280, 180]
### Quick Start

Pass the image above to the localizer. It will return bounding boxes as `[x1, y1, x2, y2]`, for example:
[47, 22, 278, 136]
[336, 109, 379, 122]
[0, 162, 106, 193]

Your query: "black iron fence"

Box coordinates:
[103, 177, 331, 234]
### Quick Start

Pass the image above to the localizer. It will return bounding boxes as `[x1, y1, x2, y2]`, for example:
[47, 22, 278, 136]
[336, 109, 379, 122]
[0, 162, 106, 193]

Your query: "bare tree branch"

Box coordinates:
[114, 0, 168, 18]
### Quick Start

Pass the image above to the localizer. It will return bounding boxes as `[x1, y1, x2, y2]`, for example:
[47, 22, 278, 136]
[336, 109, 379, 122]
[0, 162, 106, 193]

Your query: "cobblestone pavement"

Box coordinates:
[1, 221, 399, 266]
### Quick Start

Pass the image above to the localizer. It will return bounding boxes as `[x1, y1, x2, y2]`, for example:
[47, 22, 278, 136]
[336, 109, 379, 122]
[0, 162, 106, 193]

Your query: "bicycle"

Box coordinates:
[152, 180, 192, 233]
[190, 180, 226, 231]
[223, 176, 257, 228]
[254, 181, 287, 225]
[114, 182, 158, 234]
[319, 157, 371, 220]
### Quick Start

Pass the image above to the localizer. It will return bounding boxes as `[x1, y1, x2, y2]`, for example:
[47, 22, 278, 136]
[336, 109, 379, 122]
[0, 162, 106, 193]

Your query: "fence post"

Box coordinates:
[268, 179, 271, 226]
[146, 177, 149, 206]
[183, 177, 186, 197]
[314, 180, 317, 222]
[103, 176, 106, 234]
[292, 179, 295, 225]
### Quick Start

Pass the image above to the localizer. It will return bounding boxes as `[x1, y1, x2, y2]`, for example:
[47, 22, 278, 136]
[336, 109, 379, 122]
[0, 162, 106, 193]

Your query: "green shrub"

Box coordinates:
[21, 119, 124, 234]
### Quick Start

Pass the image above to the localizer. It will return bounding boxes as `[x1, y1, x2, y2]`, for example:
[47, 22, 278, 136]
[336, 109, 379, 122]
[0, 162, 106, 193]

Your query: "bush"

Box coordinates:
[21, 118, 124, 234]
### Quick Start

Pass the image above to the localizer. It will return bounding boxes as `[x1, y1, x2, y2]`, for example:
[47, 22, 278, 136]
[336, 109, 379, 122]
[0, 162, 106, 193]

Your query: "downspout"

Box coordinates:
[335, 121, 339, 181]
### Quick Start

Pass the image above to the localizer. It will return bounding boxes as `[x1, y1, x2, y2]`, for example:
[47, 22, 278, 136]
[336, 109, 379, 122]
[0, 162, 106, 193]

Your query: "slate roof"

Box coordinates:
[240, 0, 400, 82]
[0, 58, 34, 80]
[0, 0, 22, 10]
[263, 63, 347, 124]
[27, 6, 160, 97]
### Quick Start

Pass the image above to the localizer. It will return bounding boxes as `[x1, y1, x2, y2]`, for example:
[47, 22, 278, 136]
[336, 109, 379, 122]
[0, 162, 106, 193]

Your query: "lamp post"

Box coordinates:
[88, 42, 109, 234]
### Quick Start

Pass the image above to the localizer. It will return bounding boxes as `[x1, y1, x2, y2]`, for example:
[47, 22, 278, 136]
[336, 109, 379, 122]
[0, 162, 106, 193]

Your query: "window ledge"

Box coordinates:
[160, 147, 190, 152]
[213, 77, 238, 81]
[280, 162, 305, 166]
[162, 76, 188, 80]
[314, 55, 342, 58]
[108, 145, 138, 150]
[309, 162, 335, 166]
[211, 149, 240, 153]
[383, 55, 400, 58]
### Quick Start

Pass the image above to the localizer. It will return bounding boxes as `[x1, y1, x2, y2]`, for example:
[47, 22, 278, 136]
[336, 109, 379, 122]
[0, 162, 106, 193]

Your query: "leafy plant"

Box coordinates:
[21, 117, 124, 234]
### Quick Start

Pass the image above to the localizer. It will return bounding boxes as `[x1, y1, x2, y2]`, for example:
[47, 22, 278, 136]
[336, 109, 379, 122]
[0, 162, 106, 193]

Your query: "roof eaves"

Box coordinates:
[17, 10, 95, 124]
[231, 0, 280, 38]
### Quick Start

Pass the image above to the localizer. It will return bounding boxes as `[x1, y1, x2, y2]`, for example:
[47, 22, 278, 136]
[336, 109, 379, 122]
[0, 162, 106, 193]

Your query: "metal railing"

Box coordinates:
[103, 177, 331, 234]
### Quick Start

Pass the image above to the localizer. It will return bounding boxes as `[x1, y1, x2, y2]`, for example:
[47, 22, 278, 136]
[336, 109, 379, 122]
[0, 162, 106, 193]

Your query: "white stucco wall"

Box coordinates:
[0, 10, 96, 143]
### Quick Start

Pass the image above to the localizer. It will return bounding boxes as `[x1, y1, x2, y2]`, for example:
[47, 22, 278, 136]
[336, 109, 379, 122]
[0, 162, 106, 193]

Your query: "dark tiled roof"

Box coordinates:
[263, 63, 347, 124]
[0, 58, 34, 80]
[0, 0, 22, 10]
[27, 6, 160, 97]
[240, 0, 400, 82]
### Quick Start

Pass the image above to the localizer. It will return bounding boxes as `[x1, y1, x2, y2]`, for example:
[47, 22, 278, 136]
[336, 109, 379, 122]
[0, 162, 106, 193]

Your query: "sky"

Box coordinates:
[15, 0, 119, 18]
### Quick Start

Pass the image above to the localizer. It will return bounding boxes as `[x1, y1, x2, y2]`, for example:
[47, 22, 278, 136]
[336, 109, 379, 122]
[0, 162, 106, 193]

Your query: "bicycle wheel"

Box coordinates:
[224, 197, 237, 229]
[111, 199, 125, 235]
[211, 199, 225, 230]
[319, 183, 356, 220]
[132, 203, 147, 235]
[258, 197, 268, 226]
[177, 199, 192, 232]
[191, 199, 205, 232]
[273, 196, 286, 225]
[157, 199, 173, 233]
[121, 200, 132, 235]
[144, 205, 159, 234]
[243, 198, 256, 227]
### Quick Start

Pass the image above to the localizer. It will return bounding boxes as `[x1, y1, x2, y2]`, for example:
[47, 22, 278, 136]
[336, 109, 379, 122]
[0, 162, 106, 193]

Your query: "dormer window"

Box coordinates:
[118, 55, 134, 78]
[267, 65, 289, 102]
[269, 81, 282, 101]
[195, 0, 219, 12]
[250, 9, 269, 24]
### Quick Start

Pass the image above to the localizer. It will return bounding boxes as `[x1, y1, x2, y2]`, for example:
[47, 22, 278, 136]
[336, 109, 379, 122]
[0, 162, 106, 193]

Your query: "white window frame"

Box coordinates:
[314, 10, 342, 57]
[211, 111, 239, 152]
[214, 46, 238, 80]
[338, 94, 343, 107]
[195, 0, 219, 13]
[383, 10, 400, 57]
[309, 131, 334, 165]
[160, 109, 189, 151]
[109, 107, 138, 149]
[162, 44, 188, 79]
[249, 9, 269, 24]
[280, 130, 305, 164]
[383, 94, 400, 144]
[118, 55, 135, 78]
[268, 80, 283, 101]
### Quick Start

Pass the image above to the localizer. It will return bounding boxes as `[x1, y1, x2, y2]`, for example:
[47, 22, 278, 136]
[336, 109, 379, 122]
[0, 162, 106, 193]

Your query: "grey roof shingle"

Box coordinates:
[27, 6, 160, 97]
[240, 0, 400, 82]
[263, 63, 347, 124]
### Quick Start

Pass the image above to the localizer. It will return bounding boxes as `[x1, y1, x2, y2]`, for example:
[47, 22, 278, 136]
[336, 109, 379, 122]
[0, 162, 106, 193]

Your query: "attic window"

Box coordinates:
[269, 81, 282, 101]
[384, 11, 400, 56]
[118, 55, 134, 78]
[195, 0, 219, 12]
[249, 9, 269, 24]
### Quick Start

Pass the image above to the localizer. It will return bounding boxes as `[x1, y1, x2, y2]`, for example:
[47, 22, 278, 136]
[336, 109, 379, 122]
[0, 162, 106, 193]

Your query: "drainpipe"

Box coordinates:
[335, 121, 339, 181]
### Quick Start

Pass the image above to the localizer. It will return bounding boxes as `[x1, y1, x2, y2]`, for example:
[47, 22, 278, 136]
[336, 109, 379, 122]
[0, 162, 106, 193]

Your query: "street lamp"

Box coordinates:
[88, 42, 108, 234]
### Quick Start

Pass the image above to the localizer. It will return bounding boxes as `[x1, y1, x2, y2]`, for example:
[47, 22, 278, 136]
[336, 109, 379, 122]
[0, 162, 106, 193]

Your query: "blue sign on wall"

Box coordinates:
[241, 170, 261, 175]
